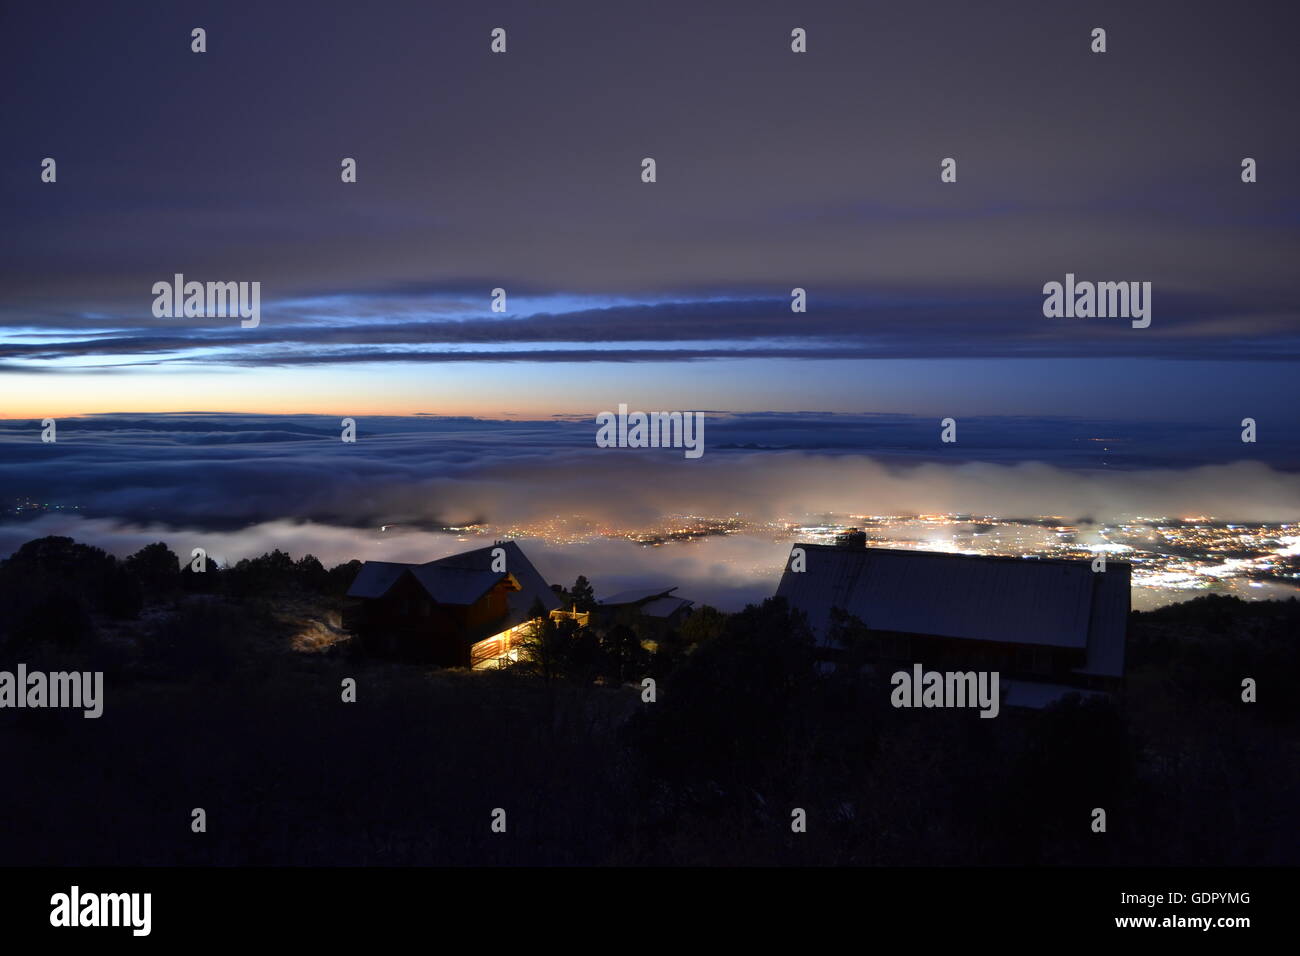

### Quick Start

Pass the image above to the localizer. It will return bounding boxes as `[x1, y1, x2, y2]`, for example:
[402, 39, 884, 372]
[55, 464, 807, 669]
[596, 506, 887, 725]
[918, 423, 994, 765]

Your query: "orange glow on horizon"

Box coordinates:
[0, 374, 591, 421]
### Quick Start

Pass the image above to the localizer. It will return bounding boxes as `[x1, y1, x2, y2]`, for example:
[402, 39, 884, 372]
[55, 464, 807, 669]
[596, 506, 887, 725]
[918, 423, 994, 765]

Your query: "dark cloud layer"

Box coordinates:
[3, 289, 1298, 370]
[3, 0, 1299, 374]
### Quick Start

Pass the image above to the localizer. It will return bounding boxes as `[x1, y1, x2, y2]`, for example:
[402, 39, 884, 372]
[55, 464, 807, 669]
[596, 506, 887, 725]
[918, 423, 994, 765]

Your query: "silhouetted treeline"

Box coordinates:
[0, 536, 359, 652]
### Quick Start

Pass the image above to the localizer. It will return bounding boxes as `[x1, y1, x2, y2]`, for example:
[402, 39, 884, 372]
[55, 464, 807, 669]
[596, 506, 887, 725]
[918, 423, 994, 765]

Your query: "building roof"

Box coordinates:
[637, 595, 695, 619]
[599, 585, 679, 606]
[347, 540, 562, 632]
[346, 562, 508, 605]
[409, 565, 515, 606]
[425, 540, 562, 630]
[346, 561, 411, 599]
[775, 545, 1128, 678]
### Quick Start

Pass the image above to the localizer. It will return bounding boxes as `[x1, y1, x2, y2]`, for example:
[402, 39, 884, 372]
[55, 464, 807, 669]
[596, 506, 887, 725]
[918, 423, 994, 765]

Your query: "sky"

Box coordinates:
[2, 0, 1299, 423]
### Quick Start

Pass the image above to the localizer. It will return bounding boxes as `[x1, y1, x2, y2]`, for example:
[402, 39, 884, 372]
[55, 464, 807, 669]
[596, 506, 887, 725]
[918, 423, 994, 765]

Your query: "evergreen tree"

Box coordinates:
[569, 575, 596, 611]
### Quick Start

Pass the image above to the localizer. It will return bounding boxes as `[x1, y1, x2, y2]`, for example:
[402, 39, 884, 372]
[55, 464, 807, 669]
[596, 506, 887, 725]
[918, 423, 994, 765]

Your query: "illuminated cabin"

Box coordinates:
[346, 541, 563, 668]
[775, 540, 1129, 709]
[469, 605, 592, 670]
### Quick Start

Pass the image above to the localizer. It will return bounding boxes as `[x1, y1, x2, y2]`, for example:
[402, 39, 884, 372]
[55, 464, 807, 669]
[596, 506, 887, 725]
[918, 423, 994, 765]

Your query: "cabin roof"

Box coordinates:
[599, 585, 679, 606]
[346, 562, 508, 605]
[346, 561, 411, 599]
[425, 540, 562, 628]
[410, 565, 515, 605]
[637, 595, 695, 619]
[347, 540, 562, 629]
[775, 545, 1128, 677]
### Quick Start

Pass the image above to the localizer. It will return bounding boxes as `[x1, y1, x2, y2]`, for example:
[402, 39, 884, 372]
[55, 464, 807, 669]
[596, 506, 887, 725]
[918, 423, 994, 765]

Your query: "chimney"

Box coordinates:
[835, 528, 867, 548]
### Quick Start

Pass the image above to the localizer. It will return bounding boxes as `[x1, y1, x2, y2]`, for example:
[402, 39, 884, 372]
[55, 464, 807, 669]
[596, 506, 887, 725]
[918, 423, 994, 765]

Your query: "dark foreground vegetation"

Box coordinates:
[0, 536, 1296, 865]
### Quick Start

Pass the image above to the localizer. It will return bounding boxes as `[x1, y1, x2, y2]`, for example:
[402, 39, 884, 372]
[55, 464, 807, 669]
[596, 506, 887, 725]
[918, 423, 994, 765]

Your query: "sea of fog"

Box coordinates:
[1, 413, 1297, 612]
